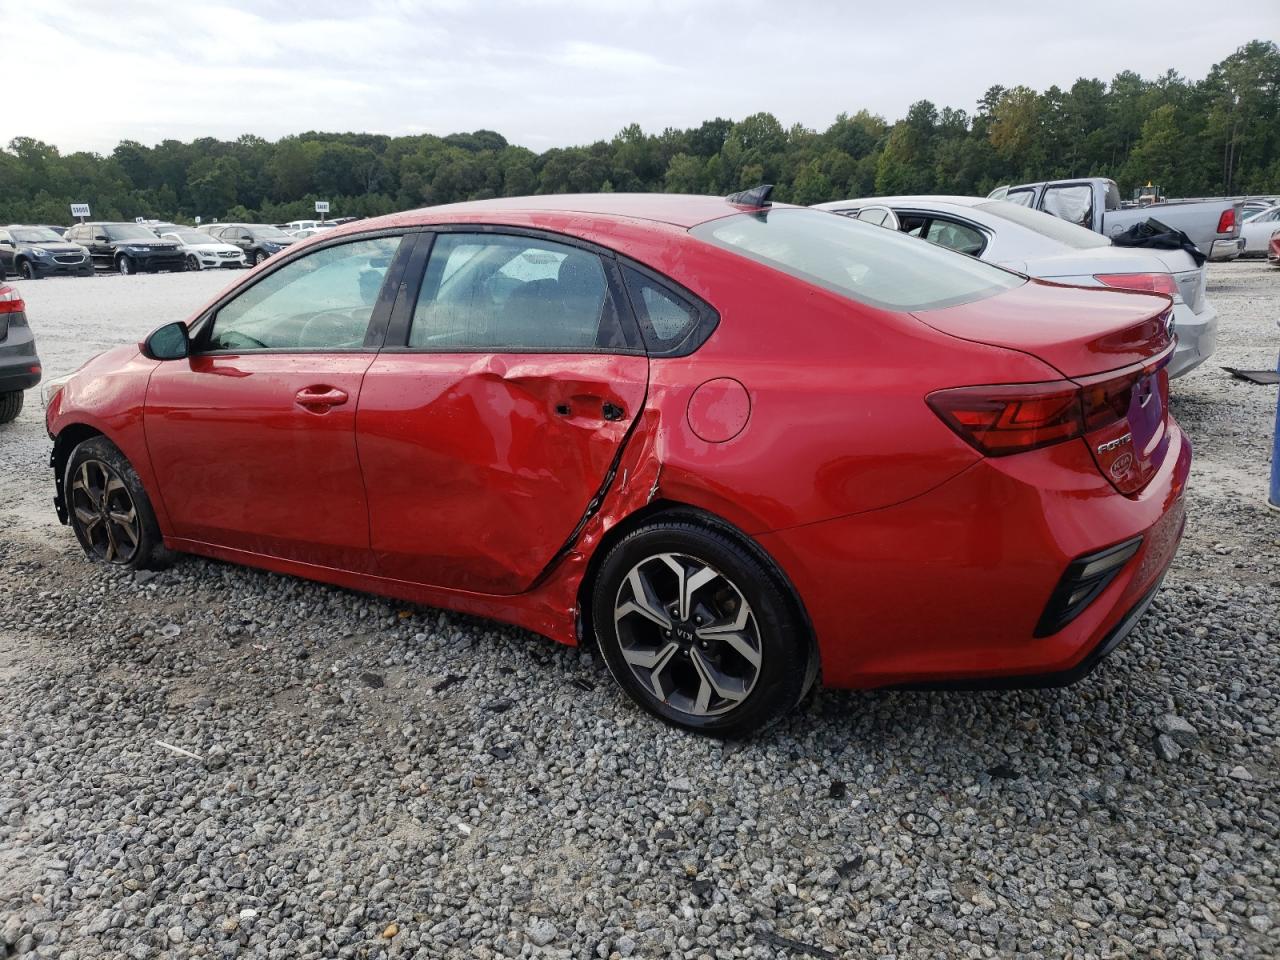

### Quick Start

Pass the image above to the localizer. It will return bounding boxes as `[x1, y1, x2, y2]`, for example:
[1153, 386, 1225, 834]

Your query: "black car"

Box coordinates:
[64, 222, 185, 274]
[0, 225, 93, 279]
[0, 282, 41, 424]
[206, 223, 297, 265]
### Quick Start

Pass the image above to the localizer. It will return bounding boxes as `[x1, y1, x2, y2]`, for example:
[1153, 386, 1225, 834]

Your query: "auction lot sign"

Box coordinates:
[70, 203, 91, 220]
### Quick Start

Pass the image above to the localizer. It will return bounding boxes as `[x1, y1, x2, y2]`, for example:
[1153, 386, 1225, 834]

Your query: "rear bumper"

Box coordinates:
[1168, 300, 1217, 378]
[758, 419, 1191, 689]
[1208, 238, 1244, 261]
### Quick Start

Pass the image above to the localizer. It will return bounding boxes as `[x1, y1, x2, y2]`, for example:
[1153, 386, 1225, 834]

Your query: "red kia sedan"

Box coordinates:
[44, 191, 1190, 735]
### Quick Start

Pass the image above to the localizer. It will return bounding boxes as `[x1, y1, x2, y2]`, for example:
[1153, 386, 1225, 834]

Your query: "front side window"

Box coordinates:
[207, 236, 400, 351]
[691, 208, 1022, 312]
[1041, 184, 1094, 228]
[408, 233, 628, 351]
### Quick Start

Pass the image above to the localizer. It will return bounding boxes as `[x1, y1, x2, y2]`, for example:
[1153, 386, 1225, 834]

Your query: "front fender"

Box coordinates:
[46, 346, 167, 531]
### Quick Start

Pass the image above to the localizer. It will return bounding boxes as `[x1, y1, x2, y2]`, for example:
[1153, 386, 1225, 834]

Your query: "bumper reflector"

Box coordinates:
[1035, 536, 1142, 637]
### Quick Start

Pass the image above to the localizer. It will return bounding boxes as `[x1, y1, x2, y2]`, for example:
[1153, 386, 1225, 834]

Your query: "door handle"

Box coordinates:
[295, 386, 349, 409]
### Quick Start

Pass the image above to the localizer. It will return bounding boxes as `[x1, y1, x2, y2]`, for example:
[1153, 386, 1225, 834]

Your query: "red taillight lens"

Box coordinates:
[927, 381, 1085, 456]
[1094, 273, 1179, 297]
[1216, 209, 1235, 234]
[0, 285, 24, 314]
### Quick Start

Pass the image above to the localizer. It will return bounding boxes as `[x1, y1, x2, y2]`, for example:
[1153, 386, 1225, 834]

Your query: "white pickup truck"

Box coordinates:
[988, 178, 1245, 261]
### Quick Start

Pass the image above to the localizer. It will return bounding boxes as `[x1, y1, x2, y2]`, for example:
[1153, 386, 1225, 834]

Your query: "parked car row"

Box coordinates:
[41, 189, 1192, 735]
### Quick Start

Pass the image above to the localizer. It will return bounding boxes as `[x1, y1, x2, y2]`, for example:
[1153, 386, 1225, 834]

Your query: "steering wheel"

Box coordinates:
[297, 308, 370, 348]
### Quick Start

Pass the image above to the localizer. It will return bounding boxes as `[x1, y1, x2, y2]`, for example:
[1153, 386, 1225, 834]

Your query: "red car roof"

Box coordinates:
[355, 193, 778, 232]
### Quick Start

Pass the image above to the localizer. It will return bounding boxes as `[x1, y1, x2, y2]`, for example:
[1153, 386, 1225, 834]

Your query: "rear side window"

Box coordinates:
[1041, 184, 1094, 228]
[691, 208, 1022, 312]
[621, 266, 714, 355]
[409, 233, 630, 352]
[924, 219, 986, 256]
[1005, 190, 1035, 208]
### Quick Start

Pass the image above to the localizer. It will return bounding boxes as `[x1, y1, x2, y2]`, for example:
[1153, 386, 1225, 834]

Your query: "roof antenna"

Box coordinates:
[725, 184, 773, 208]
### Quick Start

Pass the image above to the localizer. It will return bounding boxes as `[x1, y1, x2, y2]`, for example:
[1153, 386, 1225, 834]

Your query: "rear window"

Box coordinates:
[691, 208, 1022, 311]
[974, 201, 1111, 250]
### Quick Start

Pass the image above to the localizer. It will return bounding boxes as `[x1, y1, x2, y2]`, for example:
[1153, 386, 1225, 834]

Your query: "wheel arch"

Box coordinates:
[50, 423, 106, 524]
[576, 499, 819, 684]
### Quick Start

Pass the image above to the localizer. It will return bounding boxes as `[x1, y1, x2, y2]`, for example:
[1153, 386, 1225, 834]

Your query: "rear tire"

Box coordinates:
[591, 519, 812, 737]
[65, 436, 173, 570]
[0, 391, 22, 424]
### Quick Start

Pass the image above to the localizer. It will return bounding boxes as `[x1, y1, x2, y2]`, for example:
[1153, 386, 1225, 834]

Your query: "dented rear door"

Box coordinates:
[356, 229, 648, 595]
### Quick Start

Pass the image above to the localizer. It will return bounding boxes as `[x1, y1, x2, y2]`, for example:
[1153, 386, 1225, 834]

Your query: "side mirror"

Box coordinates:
[142, 321, 190, 361]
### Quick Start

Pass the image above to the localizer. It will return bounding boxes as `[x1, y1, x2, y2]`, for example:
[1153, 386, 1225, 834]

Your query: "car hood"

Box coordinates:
[114, 238, 179, 249]
[182, 242, 243, 254]
[22, 242, 87, 255]
[1015, 244, 1197, 279]
[912, 278, 1172, 378]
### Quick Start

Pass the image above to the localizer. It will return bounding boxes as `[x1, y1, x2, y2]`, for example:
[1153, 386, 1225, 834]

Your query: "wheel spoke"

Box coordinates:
[615, 567, 671, 629]
[103, 521, 118, 562]
[73, 506, 99, 528]
[658, 554, 718, 620]
[691, 648, 747, 704]
[112, 518, 139, 548]
[621, 640, 678, 671]
[644, 642, 679, 700]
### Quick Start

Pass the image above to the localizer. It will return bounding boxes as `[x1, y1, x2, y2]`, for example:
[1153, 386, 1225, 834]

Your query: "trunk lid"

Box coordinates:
[912, 279, 1172, 378]
[917, 279, 1175, 494]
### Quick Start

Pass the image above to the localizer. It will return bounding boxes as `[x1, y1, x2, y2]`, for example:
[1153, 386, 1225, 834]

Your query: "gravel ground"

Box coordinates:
[0, 264, 1277, 959]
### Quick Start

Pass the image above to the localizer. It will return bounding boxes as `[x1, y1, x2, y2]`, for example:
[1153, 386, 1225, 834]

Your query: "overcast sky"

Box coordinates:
[2, 1, 1269, 155]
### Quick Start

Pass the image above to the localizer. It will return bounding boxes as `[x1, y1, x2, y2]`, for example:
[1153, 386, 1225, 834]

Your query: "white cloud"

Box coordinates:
[1, 0, 1265, 154]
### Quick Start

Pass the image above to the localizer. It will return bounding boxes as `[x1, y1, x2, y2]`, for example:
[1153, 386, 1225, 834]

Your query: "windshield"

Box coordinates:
[170, 229, 217, 244]
[691, 208, 1023, 311]
[11, 227, 64, 243]
[250, 225, 293, 240]
[974, 201, 1111, 250]
[104, 224, 161, 241]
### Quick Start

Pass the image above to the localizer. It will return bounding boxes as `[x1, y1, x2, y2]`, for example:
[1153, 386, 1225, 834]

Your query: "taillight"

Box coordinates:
[927, 342, 1174, 463]
[1216, 208, 1235, 234]
[0, 286, 24, 314]
[1094, 273, 1179, 297]
[927, 381, 1084, 456]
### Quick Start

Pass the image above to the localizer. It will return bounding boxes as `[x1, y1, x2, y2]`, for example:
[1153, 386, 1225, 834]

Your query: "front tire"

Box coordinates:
[252, 250, 267, 266]
[65, 436, 172, 569]
[0, 391, 22, 424]
[116, 255, 134, 275]
[185, 254, 201, 272]
[19, 261, 37, 280]
[591, 519, 812, 737]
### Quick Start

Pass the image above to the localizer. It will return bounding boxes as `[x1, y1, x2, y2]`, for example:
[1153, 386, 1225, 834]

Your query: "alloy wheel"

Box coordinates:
[186, 254, 200, 271]
[70, 459, 141, 564]
[117, 256, 132, 275]
[612, 552, 762, 717]
[20, 262, 34, 280]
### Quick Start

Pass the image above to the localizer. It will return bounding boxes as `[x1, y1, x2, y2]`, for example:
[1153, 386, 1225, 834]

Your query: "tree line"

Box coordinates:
[1, 40, 1276, 226]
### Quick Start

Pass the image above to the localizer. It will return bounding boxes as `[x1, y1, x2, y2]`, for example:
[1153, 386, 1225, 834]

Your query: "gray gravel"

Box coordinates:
[1, 264, 1277, 958]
